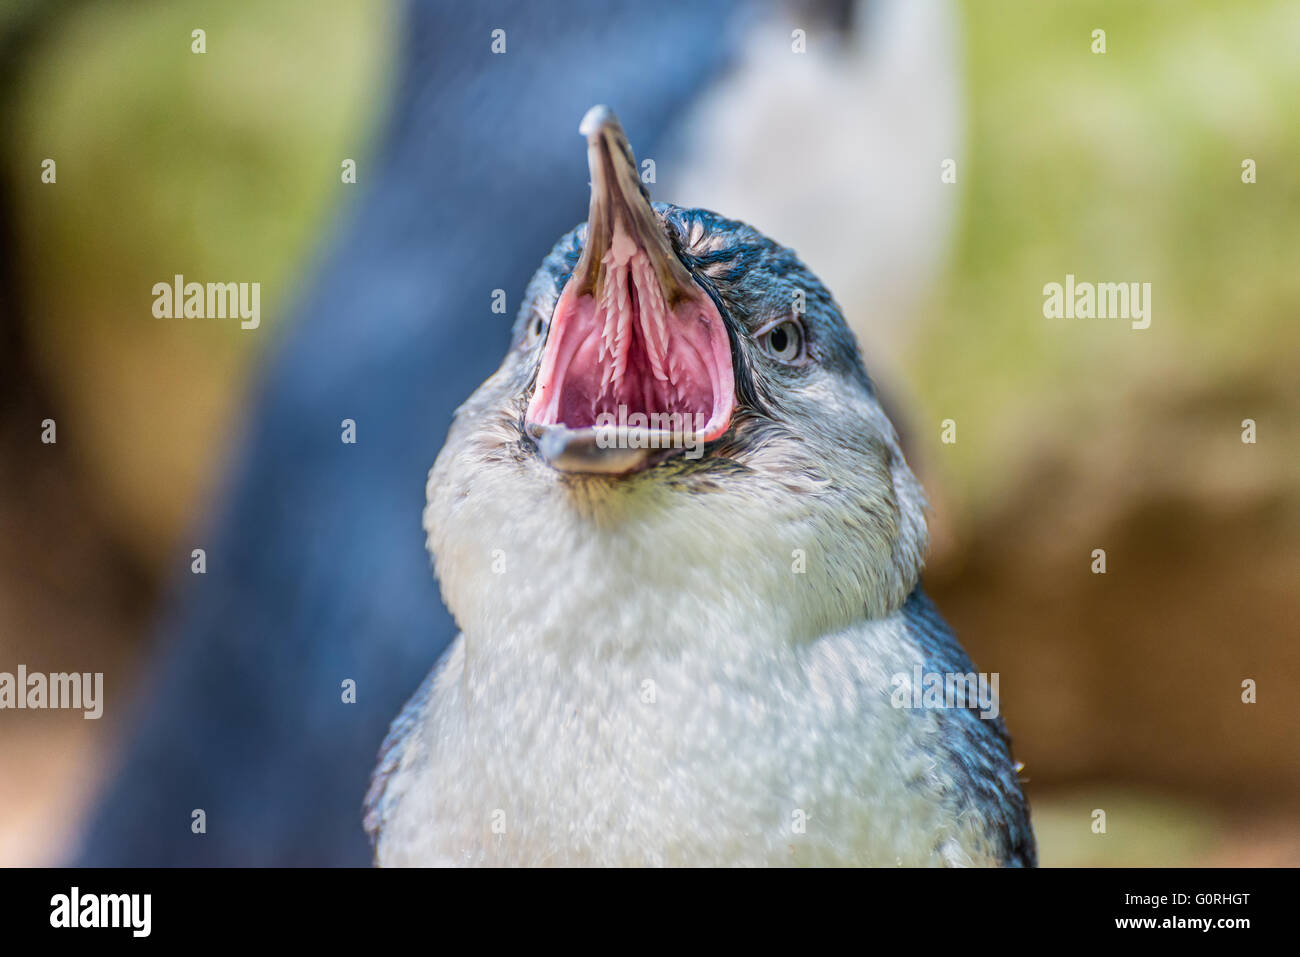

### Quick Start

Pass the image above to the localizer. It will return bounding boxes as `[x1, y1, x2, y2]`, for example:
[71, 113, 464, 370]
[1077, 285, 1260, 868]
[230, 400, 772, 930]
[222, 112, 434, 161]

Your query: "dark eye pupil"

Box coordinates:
[534, 318, 544, 336]
[770, 326, 788, 353]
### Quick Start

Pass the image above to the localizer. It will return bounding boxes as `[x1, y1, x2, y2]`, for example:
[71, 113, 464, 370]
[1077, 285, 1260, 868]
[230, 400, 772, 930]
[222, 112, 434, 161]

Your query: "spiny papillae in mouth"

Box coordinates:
[529, 229, 733, 440]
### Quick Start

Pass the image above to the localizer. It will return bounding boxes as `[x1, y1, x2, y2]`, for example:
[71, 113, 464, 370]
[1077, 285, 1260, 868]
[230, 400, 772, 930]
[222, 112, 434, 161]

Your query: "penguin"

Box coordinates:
[365, 107, 1035, 867]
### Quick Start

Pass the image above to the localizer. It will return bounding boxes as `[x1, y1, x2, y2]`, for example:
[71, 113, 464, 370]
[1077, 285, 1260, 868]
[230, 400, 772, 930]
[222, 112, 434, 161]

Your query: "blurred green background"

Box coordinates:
[0, 0, 1295, 865]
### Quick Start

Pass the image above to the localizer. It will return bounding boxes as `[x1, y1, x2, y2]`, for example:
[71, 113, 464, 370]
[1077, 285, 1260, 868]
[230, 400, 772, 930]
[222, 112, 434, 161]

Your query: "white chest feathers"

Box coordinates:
[369, 607, 1004, 867]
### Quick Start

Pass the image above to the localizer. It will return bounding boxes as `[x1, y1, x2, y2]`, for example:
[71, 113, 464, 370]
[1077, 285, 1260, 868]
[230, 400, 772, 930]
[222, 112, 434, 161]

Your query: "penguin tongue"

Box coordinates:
[525, 105, 734, 475]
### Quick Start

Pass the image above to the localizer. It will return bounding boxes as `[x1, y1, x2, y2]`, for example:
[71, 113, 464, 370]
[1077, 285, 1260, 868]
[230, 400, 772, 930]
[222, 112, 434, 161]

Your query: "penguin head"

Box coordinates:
[426, 107, 928, 630]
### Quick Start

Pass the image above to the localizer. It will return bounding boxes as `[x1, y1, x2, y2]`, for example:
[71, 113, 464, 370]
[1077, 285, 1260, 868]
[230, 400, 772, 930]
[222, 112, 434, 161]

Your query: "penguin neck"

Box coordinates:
[423, 415, 928, 673]
[426, 476, 850, 669]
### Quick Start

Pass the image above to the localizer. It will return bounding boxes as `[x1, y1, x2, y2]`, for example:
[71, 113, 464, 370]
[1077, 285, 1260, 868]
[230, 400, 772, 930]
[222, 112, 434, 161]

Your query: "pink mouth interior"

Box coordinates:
[526, 229, 734, 441]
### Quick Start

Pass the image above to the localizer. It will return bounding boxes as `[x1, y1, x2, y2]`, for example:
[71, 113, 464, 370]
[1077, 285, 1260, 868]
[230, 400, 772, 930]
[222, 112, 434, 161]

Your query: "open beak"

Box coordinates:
[524, 106, 735, 475]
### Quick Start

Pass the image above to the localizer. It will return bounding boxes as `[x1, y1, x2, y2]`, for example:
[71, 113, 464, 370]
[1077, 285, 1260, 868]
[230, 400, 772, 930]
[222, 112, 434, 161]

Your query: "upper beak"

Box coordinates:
[572, 105, 695, 308]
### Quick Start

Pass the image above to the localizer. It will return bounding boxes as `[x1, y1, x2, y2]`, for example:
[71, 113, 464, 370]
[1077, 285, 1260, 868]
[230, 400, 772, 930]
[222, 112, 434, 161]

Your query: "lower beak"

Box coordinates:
[525, 106, 735, 475]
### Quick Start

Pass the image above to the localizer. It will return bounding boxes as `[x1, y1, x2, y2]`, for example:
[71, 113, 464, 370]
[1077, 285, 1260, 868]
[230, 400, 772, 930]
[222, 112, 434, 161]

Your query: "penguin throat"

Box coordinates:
[526, 232, 734, 442]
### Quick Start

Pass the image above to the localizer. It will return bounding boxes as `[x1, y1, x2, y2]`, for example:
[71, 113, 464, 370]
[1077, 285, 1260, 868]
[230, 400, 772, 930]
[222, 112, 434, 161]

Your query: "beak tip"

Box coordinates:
[579, 104, 617, 140]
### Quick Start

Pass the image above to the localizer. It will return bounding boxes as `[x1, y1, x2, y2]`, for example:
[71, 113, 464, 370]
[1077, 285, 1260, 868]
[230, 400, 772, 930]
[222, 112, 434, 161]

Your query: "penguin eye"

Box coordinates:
[757, 318, 806, 364]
